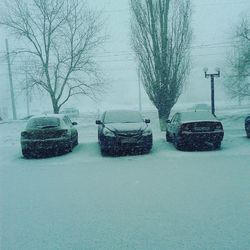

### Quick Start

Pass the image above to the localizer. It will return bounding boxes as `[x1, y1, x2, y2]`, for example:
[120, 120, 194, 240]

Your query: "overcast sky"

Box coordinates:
[1, 0, 250, 117]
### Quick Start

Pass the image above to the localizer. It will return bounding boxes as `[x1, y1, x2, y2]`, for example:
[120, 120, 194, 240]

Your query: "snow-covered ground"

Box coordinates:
[1, 109, 250, 250]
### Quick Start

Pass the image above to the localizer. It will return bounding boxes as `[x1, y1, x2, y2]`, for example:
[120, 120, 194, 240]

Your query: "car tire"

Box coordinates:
[100, 147, 108, 156]
[65, 141, 73, 152]
[143, 147, 151, 154]
[166, 131, 172, 142]
[247, 133, 250, 138]
[214, 141, 221, 150]
[22, 149, 31, 159]
[174, 135, 184, 150]
[75, 134, 78, 146]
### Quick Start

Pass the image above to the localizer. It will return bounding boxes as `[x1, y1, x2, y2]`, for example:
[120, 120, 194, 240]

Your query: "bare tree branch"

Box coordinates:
[0, 0, 105, 113]
[224, 16, 250, 102]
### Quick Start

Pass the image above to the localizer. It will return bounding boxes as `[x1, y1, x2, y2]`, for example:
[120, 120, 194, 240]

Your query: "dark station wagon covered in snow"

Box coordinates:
[96, 110, 153, 154]
[166, 111, 224, 150]
[21, 114, 78, 158]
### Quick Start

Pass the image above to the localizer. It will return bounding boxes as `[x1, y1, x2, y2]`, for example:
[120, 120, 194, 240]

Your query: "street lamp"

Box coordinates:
[204, 68, 220, 116]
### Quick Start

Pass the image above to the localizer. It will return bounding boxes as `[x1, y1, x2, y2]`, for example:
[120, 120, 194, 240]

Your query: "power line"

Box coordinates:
[0, 40, 238, 57]
[89, 1, 250, 14]
[194, 0, 250, 7]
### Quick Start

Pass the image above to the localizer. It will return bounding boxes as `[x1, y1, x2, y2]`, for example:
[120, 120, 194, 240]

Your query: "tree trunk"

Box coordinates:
[158, 108, 171, 131]
[50, 95, 59, 114]
[53, 105, 59, 114]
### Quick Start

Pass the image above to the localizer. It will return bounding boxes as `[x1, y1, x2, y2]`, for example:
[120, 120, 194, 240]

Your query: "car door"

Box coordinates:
[63, 116, 76, 140]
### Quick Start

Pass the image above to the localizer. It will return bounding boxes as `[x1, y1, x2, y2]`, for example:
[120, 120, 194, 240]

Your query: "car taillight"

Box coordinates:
[181, 124, 191, 131]
[21, 131, 28, 139]
[214, 123, 223, 131]
[60, 129, 70, 137]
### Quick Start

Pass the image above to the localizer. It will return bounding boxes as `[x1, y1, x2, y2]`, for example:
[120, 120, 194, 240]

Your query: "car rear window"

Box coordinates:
[104, 111, 143, 123]
[180, 111, 217, 122]
[26, 117, 60, 129]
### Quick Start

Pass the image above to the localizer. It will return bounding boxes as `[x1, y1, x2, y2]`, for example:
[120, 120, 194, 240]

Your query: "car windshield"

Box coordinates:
[104, 111, 143, 124]
[26, 117, 60, 129]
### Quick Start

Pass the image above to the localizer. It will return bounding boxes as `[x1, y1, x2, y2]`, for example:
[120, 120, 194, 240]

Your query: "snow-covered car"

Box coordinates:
[245, 115, 250, 138]
[21, 114, 78, 158]
[166, 111, 224, 150]
[96, 110, 153, 154]
[60, 108, 80, 118]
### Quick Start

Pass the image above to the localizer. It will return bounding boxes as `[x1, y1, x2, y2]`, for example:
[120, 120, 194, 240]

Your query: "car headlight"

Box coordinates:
[103, 128, 115, 137]
[142, 127, 152, 136]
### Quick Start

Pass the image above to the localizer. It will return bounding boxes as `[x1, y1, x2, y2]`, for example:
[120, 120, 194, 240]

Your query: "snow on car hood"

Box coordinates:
[105, 122, 147, 133]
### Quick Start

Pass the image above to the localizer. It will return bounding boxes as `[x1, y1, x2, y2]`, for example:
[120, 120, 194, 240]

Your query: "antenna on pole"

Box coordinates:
[25, 62, 30, 117]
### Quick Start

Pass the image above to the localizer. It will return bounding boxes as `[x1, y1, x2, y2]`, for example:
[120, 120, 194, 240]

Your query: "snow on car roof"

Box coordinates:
[180, 111, 218, 122]
[29, 114, 65, 120]
[105, 109, 141, 114]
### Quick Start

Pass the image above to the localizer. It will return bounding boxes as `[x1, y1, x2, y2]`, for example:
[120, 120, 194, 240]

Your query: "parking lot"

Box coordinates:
[1, 110, 250, 249]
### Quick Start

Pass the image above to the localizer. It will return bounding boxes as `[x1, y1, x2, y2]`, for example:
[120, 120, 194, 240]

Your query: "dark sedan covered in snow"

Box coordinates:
[96, 110, 153, 154]
[245, 115, 250, 138]
[166, 111, 224, 150]
[21, 114, 78, 158]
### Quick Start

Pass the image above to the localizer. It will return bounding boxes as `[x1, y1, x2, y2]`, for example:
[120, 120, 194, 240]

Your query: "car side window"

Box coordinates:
[176, 114, 180, 124]
[63, 116, 71, 127]
[67, 116, 72, 126]
[171, 114, 176, 123]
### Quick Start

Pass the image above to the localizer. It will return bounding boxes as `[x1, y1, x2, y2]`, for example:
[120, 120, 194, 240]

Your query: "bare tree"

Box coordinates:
[1, 0, 105, 113]
[130, 0, 192, 130]
[224, 17, 250, 103]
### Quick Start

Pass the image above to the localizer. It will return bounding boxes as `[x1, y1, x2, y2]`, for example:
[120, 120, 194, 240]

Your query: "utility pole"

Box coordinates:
[204, 68, 220, 116]
[138, 67, 142, 112]
[25, 69, 30, 117]
[5, 39, 17, 120]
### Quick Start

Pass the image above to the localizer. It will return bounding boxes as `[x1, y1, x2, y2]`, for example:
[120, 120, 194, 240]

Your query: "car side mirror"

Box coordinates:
[166, 119, 171, 123]
[72, 122, 77, 126]
[145, 119, 150, 124]
[96, 120, 102, 125]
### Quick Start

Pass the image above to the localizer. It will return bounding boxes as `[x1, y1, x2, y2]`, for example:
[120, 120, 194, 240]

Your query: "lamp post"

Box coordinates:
[204, 68, 220, 116]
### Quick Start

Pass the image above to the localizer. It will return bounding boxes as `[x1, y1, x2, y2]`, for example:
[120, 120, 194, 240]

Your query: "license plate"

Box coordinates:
[194, 127, 210, 132]
[121, 138, 137, 143]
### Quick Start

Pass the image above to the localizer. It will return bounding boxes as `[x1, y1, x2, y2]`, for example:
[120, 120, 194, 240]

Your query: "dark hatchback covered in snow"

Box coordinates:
[21, 114, 78, 158]
[96, 110, 153, 154]
[166, 111, 224, 150]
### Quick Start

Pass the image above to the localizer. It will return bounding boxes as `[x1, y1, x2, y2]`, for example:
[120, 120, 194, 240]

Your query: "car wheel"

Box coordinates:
[247, 133, 250, 138]
[75, 134, 78, 146]
[166, 130, 172, 142]
[100, 147, 109, 156]
[22, 149, 31, 159]
[143, 147, 151, 154]
[65, 141, 73, 152]
[214, 141, 221, 150]
[174, 135, 184, 150]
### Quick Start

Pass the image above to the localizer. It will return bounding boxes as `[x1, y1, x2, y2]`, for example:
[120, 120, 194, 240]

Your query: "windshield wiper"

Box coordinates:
[122, 121, 135, 123]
